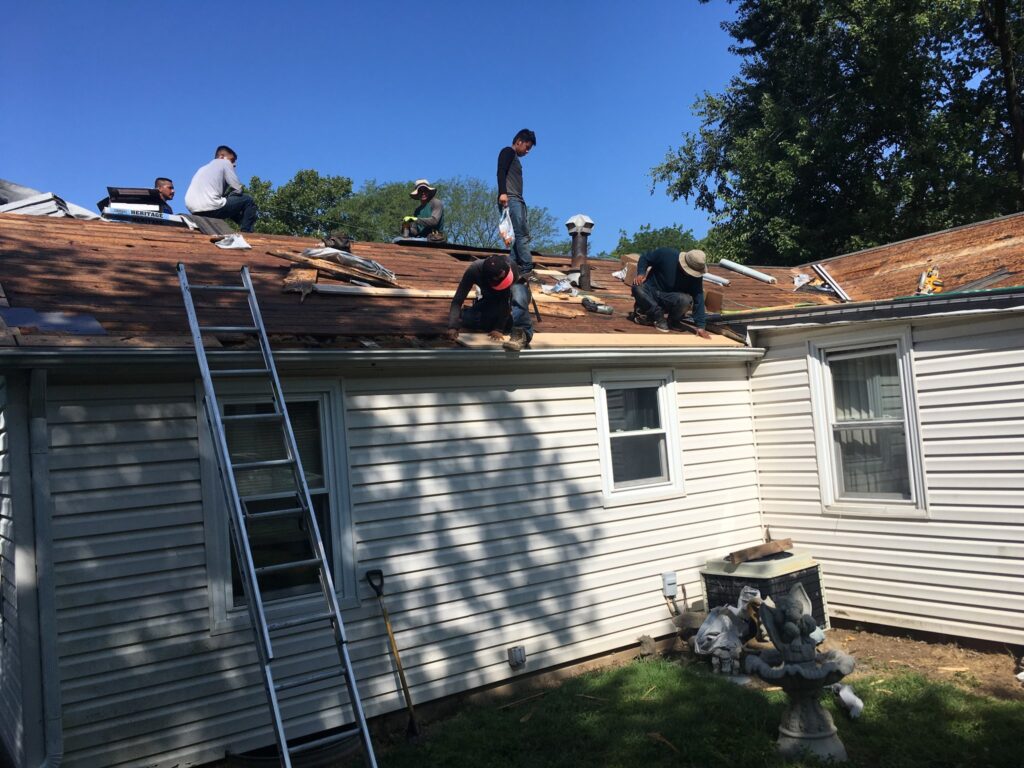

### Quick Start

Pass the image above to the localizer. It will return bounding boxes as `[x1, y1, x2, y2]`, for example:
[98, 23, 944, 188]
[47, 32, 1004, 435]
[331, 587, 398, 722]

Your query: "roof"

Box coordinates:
[0, 215, 765, 353]
[802, 212, 1024, 302]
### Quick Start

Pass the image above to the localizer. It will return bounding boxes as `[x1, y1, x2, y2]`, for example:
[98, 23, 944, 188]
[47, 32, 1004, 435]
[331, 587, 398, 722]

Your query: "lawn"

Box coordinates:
[358, 658, 1023, 768]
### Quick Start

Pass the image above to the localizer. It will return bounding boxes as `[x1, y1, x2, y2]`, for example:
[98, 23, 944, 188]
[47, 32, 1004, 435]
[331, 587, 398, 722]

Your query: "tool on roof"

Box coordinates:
[916, 267, 943, 295]
[178, 264, 378, 768]
[581, 297, 613, 315]
[365, 569, 421, 741]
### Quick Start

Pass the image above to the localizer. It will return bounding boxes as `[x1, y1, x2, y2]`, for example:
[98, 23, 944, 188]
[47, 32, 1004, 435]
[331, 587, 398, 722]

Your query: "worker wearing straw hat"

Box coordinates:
[631, 248, 712, 339]
[401, 179, 445, 240]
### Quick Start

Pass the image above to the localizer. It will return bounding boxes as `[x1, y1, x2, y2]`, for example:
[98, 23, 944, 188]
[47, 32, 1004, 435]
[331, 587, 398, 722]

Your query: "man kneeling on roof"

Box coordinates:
[445, 254, 533, 351]
[401, 179, 445, 241]
[631, 248, 712, 339]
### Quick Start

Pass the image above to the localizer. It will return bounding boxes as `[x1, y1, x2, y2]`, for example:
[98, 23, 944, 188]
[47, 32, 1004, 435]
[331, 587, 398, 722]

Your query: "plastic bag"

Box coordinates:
[498, 206, 515, 246]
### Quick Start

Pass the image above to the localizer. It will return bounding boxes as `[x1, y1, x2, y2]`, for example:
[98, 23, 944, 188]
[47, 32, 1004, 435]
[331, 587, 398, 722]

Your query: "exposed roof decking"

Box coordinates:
[0, 215, 801, 350]
[802, 212, 1024, 302]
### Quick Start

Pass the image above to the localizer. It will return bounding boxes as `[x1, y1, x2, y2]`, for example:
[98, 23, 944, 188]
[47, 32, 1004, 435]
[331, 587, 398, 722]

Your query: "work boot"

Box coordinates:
[503, 329, 528, 352]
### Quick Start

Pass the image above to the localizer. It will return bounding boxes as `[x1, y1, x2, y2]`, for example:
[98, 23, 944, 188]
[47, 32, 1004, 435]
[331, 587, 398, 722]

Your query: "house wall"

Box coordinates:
[0, 375, 24, 767]
[43, 360, 762, 768]
[751, 314, 1024, 643]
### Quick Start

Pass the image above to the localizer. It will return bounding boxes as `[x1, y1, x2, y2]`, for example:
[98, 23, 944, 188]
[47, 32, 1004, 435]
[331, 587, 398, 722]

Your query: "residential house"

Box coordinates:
[0, 211, 1020, 768]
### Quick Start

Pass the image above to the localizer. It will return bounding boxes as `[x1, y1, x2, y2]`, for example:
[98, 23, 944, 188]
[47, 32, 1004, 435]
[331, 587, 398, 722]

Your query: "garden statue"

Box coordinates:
[745, 583, 856, 761]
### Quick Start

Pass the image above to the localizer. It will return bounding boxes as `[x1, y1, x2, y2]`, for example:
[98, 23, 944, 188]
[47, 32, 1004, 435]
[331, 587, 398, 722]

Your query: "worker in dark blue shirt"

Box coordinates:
[632, 248, 712, 338]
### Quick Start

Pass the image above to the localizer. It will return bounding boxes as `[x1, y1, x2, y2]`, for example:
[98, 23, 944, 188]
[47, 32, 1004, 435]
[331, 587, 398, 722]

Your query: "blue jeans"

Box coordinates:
[503, 198, 532, 273]
[198, 192, 257, 232]
[632, 282, 694, 323]
[460, 282, 534, 343]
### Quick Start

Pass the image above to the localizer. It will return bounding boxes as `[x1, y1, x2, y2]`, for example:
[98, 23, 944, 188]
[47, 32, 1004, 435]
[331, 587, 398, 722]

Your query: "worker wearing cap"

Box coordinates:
[445, 254, 534, 351]
[631, 248, 712, 339]
[401, 179, 445, 240]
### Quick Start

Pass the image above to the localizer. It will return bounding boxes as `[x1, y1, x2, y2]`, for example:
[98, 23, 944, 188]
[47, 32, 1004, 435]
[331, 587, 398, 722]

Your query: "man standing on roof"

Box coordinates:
[154, 177, 175, 214]
[497, 129, 536, 278]
[184, 145, 258, 232]
[631, 248, 712, 339]
[445, 254, 534, 352]
[401, 179, 445, 241]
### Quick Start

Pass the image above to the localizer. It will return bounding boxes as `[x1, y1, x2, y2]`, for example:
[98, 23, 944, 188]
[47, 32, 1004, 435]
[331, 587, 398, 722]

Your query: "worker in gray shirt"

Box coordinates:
[496, 129, 536, 276]
[184, 145, 258, 232]
[401, 179, 445, 240]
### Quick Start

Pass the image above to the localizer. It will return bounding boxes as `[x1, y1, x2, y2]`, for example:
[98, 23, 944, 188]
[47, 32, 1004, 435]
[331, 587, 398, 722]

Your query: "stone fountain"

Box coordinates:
[744, 583, 856, 762]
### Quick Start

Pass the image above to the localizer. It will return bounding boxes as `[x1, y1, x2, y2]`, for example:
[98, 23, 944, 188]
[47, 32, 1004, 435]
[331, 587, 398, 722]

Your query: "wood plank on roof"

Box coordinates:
[457, 332, 739, 348]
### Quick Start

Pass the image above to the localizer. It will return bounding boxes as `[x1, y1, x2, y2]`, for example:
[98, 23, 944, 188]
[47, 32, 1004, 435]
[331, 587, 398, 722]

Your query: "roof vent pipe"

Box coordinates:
[703, 272, 730, 287]
[718, 259, 777, 284]
[565, 214, 594, 290]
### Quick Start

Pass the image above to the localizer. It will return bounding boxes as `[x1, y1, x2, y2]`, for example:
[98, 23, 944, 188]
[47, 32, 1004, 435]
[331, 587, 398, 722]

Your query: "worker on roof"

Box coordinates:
[154, 177, 174, 214]
[631, 248, 712, 339]
[401, 179, 445, 241]
[497, 129, 536, 279]
[184, 145, 258, 232]
[445, 254, 534, 352]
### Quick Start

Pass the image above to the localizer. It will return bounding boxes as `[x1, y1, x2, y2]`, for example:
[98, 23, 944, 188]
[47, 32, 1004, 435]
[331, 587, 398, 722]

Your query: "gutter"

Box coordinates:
[30, 370, 63, 768]
[0, 345, 765, 369]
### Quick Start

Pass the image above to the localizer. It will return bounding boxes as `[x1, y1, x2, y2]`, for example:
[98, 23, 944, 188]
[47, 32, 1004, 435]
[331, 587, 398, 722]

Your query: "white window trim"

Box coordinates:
[198, 378, 358, 634]
[593, 368, 685, 507]
[807, 326, 928, 519]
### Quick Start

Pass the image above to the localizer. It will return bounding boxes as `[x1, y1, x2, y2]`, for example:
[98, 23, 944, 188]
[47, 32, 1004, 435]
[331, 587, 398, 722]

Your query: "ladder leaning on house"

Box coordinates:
[177, 264, 378, 768]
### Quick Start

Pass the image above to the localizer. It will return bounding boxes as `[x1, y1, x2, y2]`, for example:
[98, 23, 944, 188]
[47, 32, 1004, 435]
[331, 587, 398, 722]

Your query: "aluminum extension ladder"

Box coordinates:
[177, 264, 378, 768]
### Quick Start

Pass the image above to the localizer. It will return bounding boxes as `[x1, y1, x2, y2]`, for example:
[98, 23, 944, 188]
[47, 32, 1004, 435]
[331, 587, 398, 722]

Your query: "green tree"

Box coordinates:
[337, 179, 413, 242]
[608, 224, 701, 258]
[248, 169, 354, 236]
[653, 0, 1022, 265]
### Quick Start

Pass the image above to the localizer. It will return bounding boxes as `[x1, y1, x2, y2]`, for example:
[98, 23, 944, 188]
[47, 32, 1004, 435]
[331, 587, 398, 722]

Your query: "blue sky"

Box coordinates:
[2, 1, 738, 253]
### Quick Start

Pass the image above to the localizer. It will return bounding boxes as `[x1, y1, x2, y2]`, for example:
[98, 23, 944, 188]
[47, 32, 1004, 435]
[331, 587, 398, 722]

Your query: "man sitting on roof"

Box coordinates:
[445, 254, 533, 352]
[184, 145, 257, 232]
[631, 248, 712, 339]
[401, 179, 445, 241]
[154, 177, 175, 214]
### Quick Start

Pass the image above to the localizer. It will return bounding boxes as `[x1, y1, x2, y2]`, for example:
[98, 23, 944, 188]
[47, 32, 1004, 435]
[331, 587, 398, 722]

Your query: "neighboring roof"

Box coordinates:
[802, 212, 1024, 301]
[0, 178, 99, 220]
[0, 215, 769, 353]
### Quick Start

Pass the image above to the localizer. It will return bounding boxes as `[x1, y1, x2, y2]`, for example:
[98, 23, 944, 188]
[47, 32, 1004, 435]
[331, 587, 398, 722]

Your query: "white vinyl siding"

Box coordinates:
[40, 361, 764, 768]
[752, 317, 1024, 644]
[343, 364, 762, 711]
[0, 377, 22, 767]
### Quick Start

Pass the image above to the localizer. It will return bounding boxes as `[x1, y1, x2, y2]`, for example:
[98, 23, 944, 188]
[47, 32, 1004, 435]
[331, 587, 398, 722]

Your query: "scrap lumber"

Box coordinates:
[283, 267, 318, 302]
[303, 284, 459, 299]
[457, 332, 733, 349]
[536, 302, 586, 319]
[268, 249, 401, 287]
[727, 538, 793, 566]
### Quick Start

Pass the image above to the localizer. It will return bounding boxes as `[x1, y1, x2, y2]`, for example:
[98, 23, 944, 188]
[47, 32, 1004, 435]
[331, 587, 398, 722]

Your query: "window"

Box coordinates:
[809, 330, 926, 515]
[223, 400, 330, 605]
[200, 381, 355, 630]
[594, 370, 684, 499]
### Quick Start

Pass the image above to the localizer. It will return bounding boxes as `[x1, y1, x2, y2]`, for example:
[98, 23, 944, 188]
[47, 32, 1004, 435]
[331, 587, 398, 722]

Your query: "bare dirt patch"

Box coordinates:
[815, 620, 1023, 701]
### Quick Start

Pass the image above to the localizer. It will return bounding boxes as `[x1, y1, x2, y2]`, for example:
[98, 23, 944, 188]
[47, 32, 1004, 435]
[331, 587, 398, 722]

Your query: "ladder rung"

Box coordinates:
[233, 457, 294, 471]
[247, 506, 305, 521]
[199, 325, 259, 333]
[274, 668, 342, 693]
[189, 285, 250, 292]
[222, 412, 282, 423]
[242, 490, 301, 503]
[268, 611, 334, 632]
[210, 368, 270, 377]
[288, 726, 362, 756]
[255, 557, 321, 576]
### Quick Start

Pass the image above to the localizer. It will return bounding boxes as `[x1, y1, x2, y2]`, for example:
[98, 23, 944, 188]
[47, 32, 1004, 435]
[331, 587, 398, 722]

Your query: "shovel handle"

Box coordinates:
[366, 569, 385, 597]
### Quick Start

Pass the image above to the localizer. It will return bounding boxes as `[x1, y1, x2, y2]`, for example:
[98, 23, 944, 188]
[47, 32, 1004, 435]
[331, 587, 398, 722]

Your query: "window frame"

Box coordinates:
[593, 369, 685, 505]
[807, 327, 928, 518]
[198, 378, 358, 634]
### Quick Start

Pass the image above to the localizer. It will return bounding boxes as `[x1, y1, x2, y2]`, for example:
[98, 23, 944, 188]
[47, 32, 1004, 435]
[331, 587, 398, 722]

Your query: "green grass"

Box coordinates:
[359, 659, 1023, 768]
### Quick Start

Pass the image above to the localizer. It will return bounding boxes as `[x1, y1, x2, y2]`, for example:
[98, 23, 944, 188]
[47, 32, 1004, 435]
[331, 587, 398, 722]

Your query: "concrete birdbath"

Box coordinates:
[745, 583, 856, 762]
